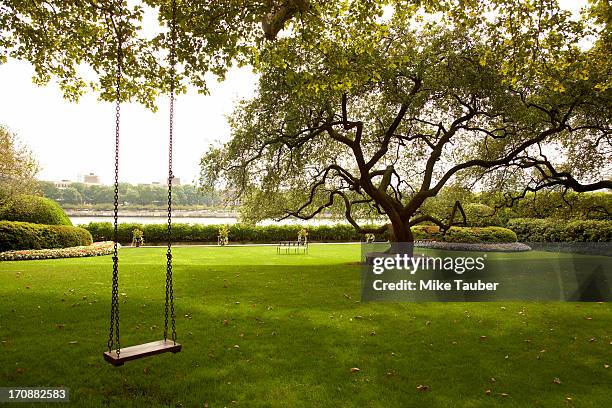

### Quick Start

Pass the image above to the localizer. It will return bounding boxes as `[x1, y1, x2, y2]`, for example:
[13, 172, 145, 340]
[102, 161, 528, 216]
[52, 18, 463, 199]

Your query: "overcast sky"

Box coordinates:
[0, 0, 583, 185]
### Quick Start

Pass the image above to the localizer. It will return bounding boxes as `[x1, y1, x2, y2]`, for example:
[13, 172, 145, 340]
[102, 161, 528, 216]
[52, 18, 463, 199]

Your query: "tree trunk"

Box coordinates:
[387, 220, 414, 256]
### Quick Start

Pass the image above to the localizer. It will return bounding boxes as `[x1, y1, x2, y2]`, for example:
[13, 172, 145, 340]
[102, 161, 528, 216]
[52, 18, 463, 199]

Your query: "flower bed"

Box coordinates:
[414, 241, 531, 252]
[0, 241, 118, 261]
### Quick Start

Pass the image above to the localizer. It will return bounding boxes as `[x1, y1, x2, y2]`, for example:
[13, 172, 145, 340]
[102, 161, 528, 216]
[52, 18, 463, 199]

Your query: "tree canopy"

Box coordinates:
[1, 0, 327, 108]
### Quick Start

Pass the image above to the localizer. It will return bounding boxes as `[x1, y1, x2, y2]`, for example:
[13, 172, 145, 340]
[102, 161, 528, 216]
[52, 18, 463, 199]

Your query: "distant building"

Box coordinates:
[83, 173, 100, 185]
[54, 180, 72, 189]
[150, 177, 180, 186]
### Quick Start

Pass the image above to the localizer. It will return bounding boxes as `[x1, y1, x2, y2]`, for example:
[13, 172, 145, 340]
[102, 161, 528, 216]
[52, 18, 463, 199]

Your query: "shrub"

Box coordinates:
[0, 195, 72, 225]
[506, 218, 612, 242]
[0, 221, 92, 251]
[413, 225, 516, 243]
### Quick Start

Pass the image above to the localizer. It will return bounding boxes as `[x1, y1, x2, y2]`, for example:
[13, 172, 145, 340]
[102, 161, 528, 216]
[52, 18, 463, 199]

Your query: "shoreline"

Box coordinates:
[65, 209, 238, 218]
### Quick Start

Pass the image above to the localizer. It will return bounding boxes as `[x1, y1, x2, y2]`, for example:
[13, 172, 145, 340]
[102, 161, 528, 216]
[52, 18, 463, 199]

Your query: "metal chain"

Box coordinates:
[164, 0, 177, 344]
[108, 25, 122, 357]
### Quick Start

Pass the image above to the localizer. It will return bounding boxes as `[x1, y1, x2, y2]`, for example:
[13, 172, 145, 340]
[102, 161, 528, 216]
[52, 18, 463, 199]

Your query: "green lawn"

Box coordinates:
[0, 244, 610, 407]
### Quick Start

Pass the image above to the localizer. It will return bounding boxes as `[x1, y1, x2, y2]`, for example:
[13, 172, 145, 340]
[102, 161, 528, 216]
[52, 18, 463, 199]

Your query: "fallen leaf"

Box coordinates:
[69, 341, 78, 345]
[416, 384, 429, 392]
[490, 377, 496, 383]
[566, 396, 573, 401]
[485, 389, 492, 396]
[604, 364, 609, 369]
[585, 316, 593, 320]
[589, 337, 596, 342]
[233, 344, 240, 349]
[499, 393, 509, 397]
[350, 367, 360, 373]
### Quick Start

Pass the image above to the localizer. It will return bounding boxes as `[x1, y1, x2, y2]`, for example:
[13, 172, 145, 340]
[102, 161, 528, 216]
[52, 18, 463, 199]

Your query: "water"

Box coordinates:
[70, 216, 349, 226]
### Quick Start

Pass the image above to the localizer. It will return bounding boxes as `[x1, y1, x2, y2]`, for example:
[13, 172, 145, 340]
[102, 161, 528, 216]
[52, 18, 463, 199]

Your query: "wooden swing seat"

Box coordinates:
[103, 340, 181, 366]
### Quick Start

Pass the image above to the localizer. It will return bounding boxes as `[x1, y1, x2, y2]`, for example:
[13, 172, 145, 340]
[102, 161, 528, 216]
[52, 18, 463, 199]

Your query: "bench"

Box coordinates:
[277, 240, 308, 255]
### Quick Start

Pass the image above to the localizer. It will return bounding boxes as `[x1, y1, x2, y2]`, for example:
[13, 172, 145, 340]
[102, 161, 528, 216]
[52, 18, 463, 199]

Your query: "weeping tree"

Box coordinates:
[200, 1, 611, 247]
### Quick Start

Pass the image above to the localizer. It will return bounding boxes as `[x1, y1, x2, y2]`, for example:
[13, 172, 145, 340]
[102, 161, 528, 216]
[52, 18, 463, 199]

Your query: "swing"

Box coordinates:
[103, 0, 181, 366]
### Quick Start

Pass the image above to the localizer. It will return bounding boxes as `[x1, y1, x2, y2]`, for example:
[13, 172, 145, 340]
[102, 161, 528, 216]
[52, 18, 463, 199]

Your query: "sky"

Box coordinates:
[0, 0, 584, 185]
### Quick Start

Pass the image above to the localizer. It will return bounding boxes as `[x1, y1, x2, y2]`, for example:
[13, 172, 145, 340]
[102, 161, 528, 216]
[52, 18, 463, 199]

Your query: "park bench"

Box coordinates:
[277, 239, 308, 255]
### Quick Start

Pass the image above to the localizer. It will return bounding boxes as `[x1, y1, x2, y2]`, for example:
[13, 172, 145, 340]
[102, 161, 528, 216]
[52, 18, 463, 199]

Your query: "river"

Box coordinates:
[69, 216, 349, 226]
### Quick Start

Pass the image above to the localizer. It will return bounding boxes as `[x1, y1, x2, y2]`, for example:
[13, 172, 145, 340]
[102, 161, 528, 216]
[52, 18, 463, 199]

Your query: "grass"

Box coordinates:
[0, 244, 610, 407]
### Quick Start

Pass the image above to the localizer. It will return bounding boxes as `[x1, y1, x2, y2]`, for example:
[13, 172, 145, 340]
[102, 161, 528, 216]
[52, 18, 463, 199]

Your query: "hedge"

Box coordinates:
[0, 195, 72, 225]
[0, 221, 92, 252]
[83, 222, 517, 244]
[412, 225, 517, 243]
[507, 218, 612, 242]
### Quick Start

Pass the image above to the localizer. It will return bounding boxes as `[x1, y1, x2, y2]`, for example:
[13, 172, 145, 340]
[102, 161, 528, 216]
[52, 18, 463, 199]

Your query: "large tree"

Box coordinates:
[200, 1, 611, 246]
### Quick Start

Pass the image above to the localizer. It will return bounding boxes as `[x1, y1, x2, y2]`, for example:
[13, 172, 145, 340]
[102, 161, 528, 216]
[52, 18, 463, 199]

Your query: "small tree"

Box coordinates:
[0, 125, 40, 205]
[131, 228, 145, 247]
[218, 225, 230, 246]
[298, 228, 309, 243]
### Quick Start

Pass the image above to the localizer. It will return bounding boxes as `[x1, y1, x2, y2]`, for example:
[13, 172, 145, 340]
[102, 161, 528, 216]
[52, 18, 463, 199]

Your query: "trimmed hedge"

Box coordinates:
[507, 218, 612, 242]
[83, 222, 517, 244]
[0, 221, 92, 252]
[413, 225, 517, 243]
[0, 195, 72, 225]
[84, 222, 363, 244]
